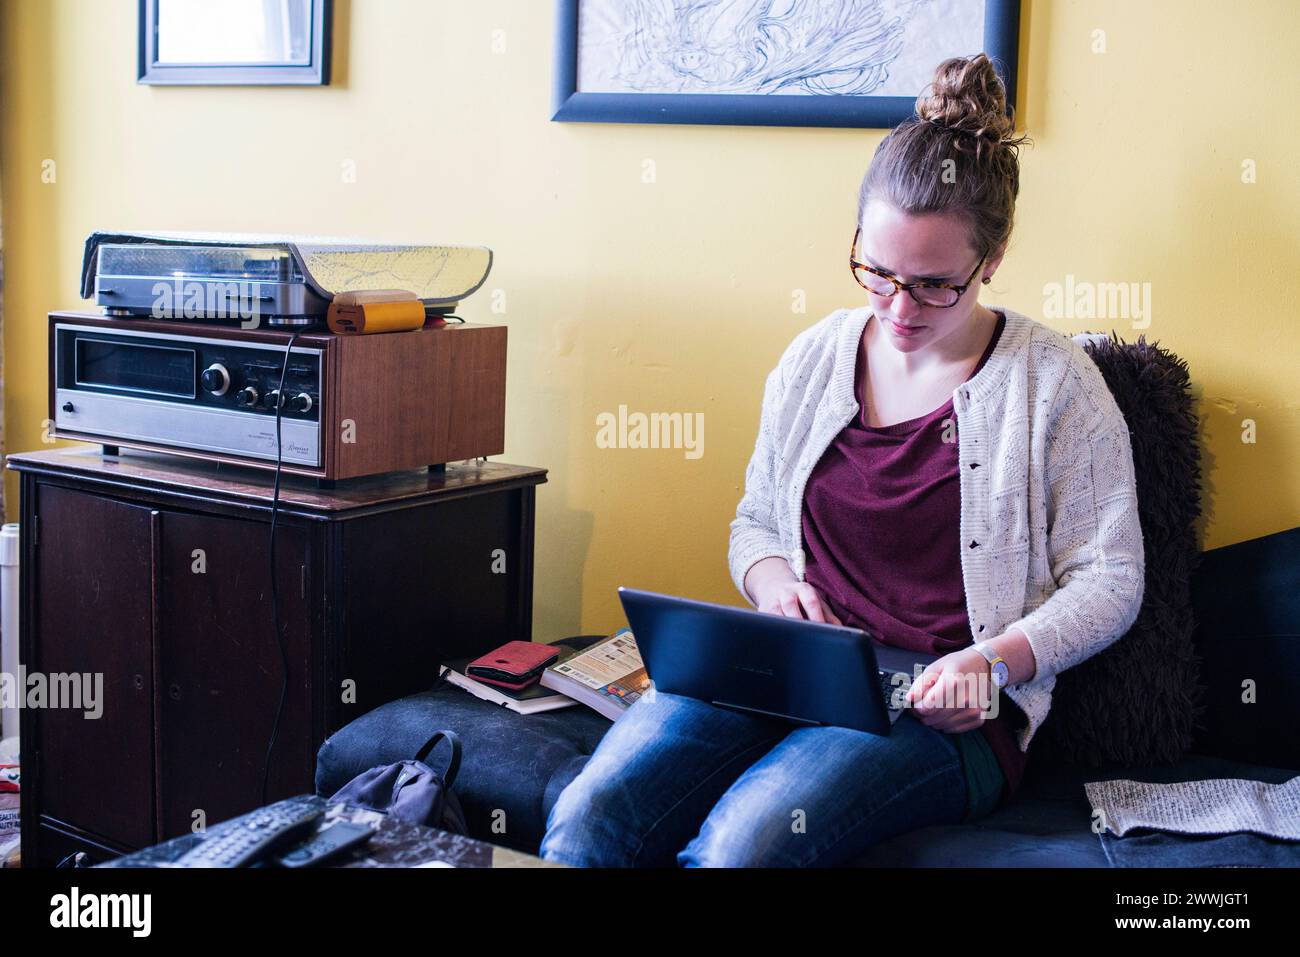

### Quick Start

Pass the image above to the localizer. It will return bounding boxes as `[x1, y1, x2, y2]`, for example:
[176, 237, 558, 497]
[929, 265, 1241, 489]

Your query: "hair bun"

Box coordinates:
[915, 53, 1023, 160]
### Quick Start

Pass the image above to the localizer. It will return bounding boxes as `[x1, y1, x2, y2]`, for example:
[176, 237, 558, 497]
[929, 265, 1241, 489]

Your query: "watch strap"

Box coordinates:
[973, 641, 1009, 687]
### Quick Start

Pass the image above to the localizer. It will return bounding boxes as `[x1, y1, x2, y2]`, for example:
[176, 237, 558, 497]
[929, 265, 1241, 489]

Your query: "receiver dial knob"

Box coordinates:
[235, 386, 259, 407]
[201, 363, 231, 396]
[286, 392, 313, 413]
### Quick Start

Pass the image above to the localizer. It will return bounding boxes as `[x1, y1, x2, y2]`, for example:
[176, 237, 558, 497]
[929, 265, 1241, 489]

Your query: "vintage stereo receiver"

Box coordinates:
[49, 312, 506, 482]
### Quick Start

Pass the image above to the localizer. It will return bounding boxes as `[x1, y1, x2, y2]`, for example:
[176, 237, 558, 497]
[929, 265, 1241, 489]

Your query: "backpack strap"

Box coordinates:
[414, 730, 463, 790]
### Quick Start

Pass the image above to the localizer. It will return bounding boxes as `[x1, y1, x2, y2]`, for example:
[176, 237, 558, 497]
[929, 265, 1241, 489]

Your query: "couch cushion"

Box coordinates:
[1190, 525, 1300, 769]
[1072, 752, 1300, 867]
[535, 737, 1300, 867]
[315, 684, 611, 853]
[822, 749, 1110, 867]
[848, 798, 1109, 867]
[542, 750, 1115, 866]
[851, 751, 1299, 867]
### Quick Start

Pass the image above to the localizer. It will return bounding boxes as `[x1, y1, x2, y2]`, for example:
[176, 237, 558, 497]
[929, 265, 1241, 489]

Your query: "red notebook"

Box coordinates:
[465, 641, 561, 691]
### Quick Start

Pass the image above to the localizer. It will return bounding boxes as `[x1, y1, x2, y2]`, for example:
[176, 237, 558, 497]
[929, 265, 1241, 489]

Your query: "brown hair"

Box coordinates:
[857, 53, 1031, 260]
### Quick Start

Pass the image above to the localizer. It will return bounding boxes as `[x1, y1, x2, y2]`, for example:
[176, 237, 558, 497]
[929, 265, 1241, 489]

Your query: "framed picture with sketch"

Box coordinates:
[552, 0, 1019, 129]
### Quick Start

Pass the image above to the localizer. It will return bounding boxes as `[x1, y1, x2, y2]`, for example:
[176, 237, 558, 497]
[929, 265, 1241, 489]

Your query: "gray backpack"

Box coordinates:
[329, 730, 469, 835]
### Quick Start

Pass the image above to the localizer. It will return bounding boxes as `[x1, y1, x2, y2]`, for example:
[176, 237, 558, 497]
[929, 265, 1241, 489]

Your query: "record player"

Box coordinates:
[80, 230, 495, 330]
[93, 243, 331, 327]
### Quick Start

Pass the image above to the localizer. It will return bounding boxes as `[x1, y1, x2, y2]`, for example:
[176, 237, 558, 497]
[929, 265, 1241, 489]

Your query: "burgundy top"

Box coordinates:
[799, 310, 1029, 802]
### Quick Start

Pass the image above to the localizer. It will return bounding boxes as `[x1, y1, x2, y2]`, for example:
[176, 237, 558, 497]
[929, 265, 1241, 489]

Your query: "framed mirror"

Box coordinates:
[138, 0, 332, 85]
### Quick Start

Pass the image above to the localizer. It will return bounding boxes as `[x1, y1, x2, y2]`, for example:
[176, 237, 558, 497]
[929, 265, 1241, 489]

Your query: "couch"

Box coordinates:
[315, 328, 1300, 866]
[314, 524, 1299, 867]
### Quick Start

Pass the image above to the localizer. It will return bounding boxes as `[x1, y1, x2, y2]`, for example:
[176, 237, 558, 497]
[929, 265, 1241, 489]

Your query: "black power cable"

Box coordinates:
[260, 331, 299, 807]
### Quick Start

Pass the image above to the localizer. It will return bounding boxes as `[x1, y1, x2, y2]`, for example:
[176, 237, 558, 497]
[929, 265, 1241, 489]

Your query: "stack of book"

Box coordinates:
[437, 628, 650, 722]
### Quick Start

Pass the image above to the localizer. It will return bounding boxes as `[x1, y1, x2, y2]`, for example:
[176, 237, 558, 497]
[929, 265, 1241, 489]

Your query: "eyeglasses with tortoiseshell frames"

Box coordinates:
[849, 225, 987, 308]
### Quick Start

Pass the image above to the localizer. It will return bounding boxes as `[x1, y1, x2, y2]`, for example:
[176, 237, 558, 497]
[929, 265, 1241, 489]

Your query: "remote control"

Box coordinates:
[172, 795, 325, 868]
[276, 821, 377, 868]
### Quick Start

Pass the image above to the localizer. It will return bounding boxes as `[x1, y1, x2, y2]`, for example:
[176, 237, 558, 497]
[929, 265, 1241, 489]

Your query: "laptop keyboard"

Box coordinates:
[879, 670, 906, 719]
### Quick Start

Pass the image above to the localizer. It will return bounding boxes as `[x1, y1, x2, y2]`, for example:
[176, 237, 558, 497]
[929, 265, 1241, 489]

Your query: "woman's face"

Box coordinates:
[857, 198, 1001, 354]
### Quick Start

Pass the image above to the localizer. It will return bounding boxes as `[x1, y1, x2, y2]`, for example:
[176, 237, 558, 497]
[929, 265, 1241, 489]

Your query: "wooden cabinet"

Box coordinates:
[33, 486, 156, 851]
[155, 511, 316, 838]
[9, 447, 546, 866]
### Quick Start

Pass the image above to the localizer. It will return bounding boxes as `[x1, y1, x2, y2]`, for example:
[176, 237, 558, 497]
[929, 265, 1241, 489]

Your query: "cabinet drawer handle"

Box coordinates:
[168, 683, 182, 701]
[133, 674, 145, 691]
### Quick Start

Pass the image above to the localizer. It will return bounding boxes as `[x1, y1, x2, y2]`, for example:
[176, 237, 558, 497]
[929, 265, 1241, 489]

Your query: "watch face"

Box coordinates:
[991, 661, 1010, 687]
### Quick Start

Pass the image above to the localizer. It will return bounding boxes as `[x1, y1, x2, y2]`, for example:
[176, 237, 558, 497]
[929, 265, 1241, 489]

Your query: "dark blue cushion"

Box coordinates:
[315, 684, 611, 853]
[848, 798, 1109, 867]
[1191, 525, 1300, 769]
[852, 752, 1297, 867]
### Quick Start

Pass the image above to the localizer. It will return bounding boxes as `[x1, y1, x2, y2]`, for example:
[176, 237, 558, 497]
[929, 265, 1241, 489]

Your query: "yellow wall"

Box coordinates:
[2, 0, 1297, 642]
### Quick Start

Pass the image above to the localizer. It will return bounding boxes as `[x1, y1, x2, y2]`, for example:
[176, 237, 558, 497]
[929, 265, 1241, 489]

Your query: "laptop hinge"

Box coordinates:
[711, 700, 821, 726]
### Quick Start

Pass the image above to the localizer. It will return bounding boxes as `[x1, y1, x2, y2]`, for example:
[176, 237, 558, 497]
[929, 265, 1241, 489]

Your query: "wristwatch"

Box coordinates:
[972, 641, 1010, 689]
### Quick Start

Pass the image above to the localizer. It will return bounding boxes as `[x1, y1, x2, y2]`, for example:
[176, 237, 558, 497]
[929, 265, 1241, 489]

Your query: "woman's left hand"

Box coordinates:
[904, 647, 998, 734]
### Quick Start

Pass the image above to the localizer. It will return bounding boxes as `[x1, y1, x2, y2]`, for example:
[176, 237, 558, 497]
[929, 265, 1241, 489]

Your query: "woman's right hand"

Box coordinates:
[745, 557, 843, 625]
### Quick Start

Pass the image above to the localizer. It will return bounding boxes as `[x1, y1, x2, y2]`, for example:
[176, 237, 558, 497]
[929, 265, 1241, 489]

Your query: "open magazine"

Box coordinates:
[438, 628, 649, 721]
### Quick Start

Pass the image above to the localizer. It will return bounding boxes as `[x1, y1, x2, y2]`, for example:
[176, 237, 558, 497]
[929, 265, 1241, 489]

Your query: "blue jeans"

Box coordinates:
[538, 688, 969, 867]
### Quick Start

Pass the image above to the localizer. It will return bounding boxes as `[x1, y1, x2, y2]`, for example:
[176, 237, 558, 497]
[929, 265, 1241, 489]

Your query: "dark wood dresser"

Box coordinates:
[7, 447, 546, 866]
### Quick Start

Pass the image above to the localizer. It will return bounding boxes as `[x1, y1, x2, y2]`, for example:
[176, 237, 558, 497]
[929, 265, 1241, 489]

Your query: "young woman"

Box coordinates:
[539, 53, 1145, 867]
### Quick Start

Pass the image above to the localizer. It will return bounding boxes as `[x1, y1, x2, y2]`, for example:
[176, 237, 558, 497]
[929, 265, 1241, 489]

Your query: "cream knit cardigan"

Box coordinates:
[727, 305, 1146, 753]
